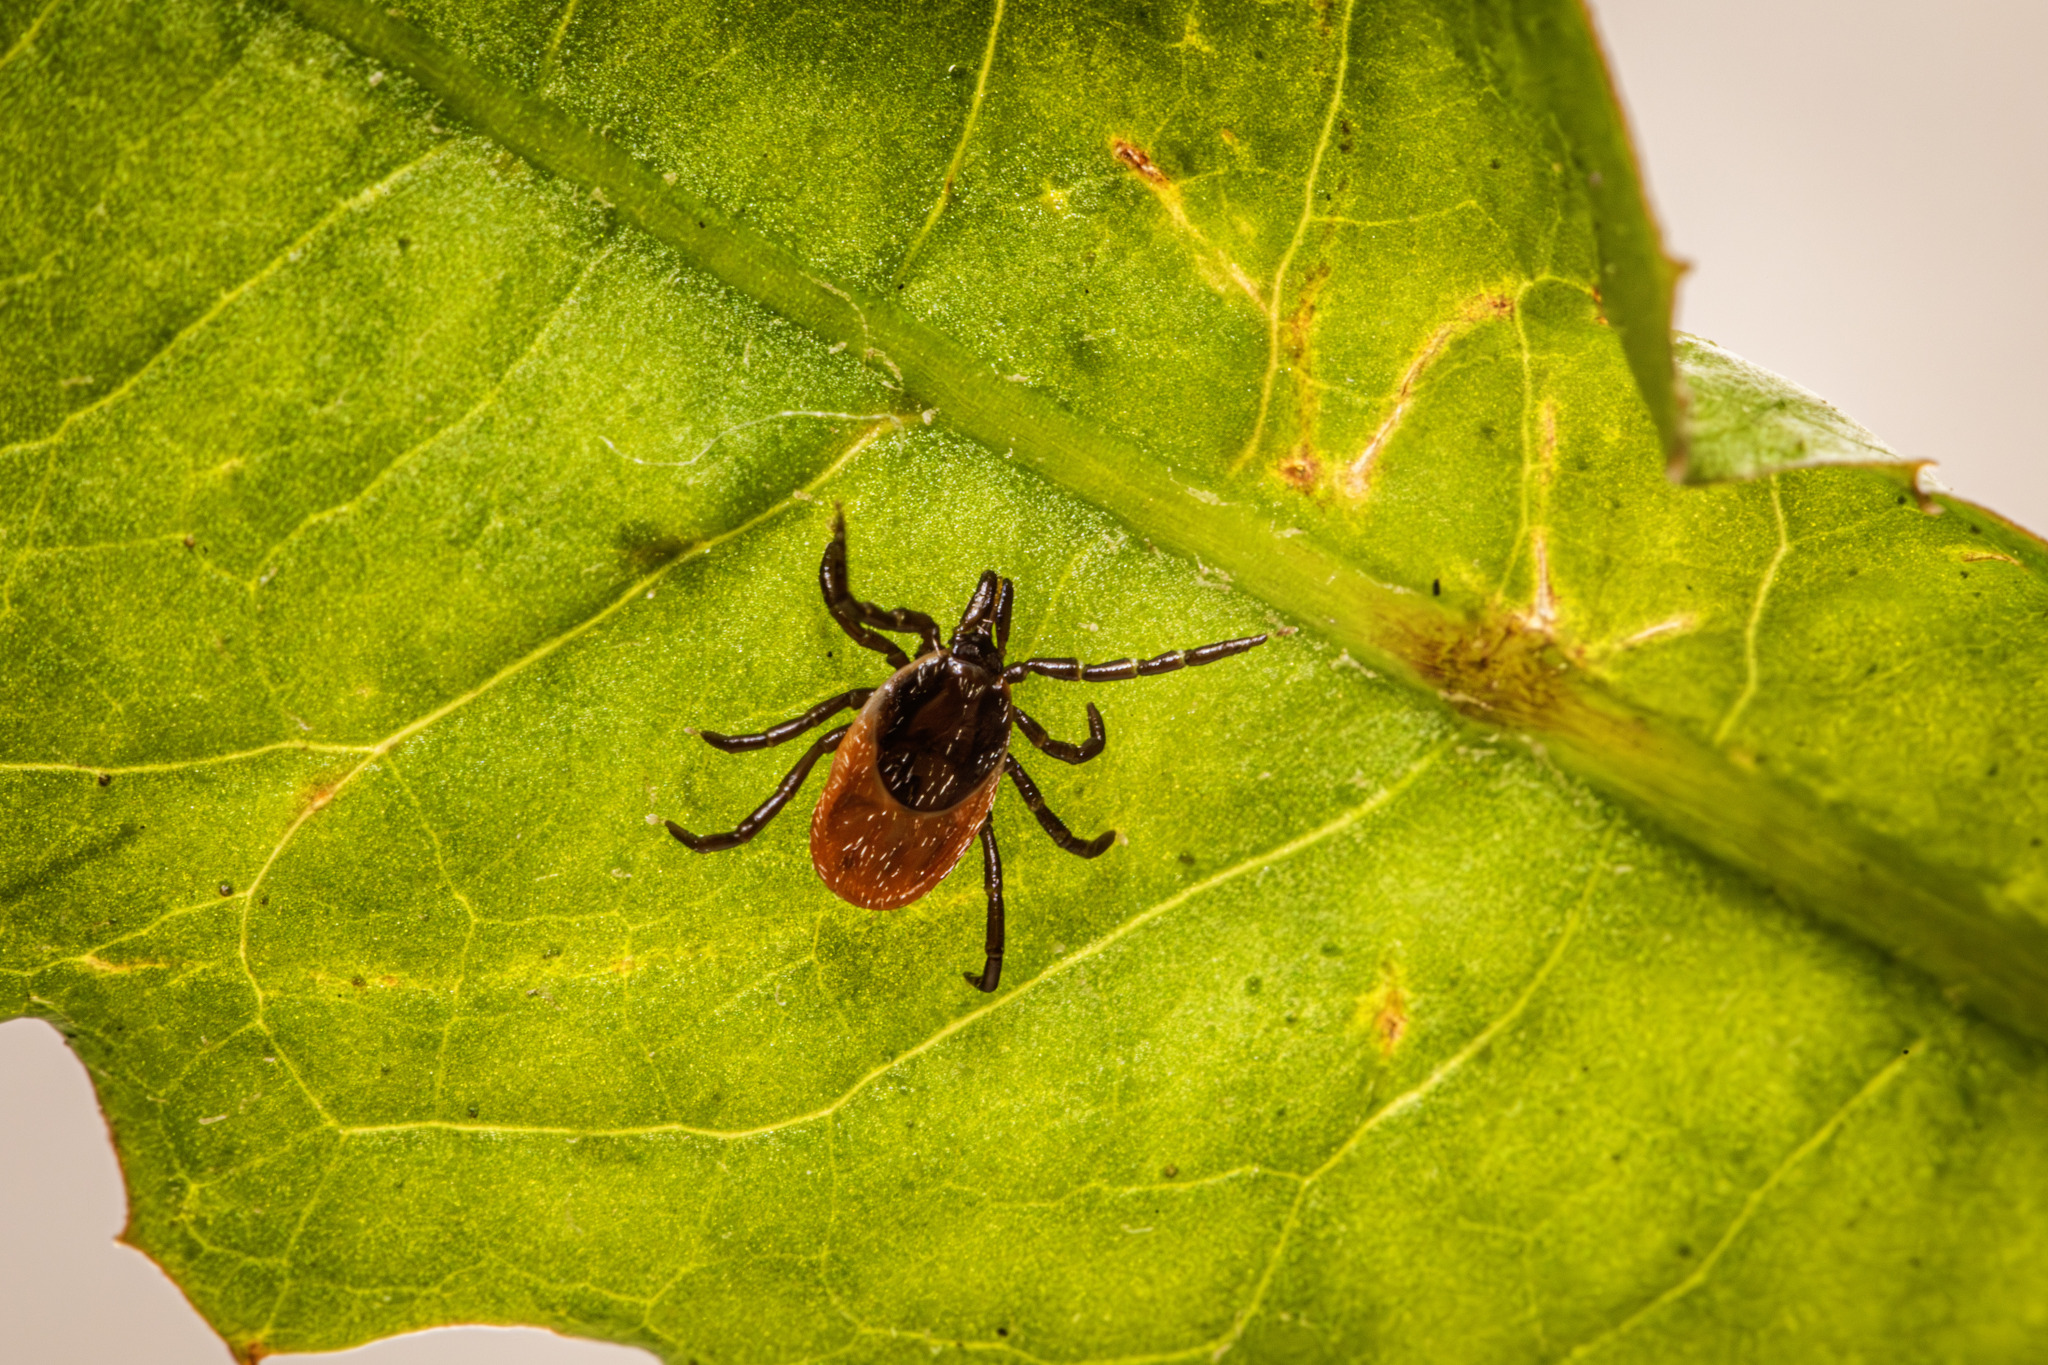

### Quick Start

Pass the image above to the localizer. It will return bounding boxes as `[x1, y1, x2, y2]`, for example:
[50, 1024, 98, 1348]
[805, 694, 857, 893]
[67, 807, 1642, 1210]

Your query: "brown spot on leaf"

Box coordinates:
[1390, 604, 1572, 732]
[1278, 447, 1323, 491]
[1273, 263, 1333, 492]
[1353, 962, 1412, 1058]
[293, 771, 350, 820]
[1111, 135, 1265, 311]
[1112, 138, 1169, 185]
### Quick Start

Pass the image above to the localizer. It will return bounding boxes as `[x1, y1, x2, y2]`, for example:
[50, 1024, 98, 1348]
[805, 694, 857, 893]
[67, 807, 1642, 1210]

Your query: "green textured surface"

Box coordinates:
[3, 0, 2047, 1361]
[1677, 333, 1900, 482]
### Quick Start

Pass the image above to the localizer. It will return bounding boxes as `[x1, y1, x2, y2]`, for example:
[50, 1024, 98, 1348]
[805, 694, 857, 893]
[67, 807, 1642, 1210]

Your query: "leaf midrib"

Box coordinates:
[257, 0, 2048, 1046]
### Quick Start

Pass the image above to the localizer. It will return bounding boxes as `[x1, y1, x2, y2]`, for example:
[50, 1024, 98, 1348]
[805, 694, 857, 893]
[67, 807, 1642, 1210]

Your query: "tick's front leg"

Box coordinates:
[665, 724, 849, 852]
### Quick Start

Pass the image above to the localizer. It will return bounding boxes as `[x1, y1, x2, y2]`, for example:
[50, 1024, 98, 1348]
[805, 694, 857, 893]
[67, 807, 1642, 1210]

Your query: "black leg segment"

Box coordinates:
[1002, 633, 1267, 684]
[666, 724, 849, 852]
[1012, 702, 1105, 764]
[964, 816, 1004, 992]
[820, 508, 944, 665]
[1005, 754, 1115, 857]
[699, 688, 872, 752]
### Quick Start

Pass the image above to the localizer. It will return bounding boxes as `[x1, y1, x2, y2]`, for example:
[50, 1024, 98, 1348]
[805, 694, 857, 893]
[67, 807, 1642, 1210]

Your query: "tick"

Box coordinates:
[663, 509, 1268, 992]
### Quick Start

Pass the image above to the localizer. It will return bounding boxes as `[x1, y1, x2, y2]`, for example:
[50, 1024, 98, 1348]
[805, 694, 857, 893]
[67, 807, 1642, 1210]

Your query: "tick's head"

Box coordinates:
[949, 570, 1013, 668]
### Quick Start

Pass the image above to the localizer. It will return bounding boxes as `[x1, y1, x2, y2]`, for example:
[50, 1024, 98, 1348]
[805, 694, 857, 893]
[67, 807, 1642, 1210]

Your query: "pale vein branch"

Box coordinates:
[0, 0, 66, 74]
[1229, 0, 1358, 476]
[1207, 822, 1621, 1359]
[1559, 1038, 1925, 1361]
[894, 0, 1006, 283]
[341, 741, 1449, 1144]
[1713, 476, 1789, 746]
[247, 240, 619, 587]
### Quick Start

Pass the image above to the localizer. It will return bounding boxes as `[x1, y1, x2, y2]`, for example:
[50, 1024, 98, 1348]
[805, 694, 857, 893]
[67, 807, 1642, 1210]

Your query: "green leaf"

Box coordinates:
[1676, 333, 1903, 483]
[5, 1, 2046, 1361]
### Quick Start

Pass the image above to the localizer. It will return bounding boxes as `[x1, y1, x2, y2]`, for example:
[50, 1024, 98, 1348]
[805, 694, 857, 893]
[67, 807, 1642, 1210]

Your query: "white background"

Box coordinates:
[6, 2, 2043, 1359]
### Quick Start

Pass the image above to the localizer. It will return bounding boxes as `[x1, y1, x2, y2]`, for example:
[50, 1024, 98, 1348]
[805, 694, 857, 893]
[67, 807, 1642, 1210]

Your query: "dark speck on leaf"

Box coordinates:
[1431, 578, 1441, 597]
[1176, 851, 1195, 866]
[1245, 976, 1262, 995]
[996, 1328, 1009, 1337]
[1321, 942, 1341, 957]
[351, 976, 365, 988]
[1162, 1164, 1178, 1179]
[468, 1104, 478, 1118]
[217, 881, 233, 897]
[182, 536, 195, 549]
[260, 895, 268, 905]
[1490, 158, 1501, 169]
[947, 63, 966, 78]
[1677, 1243, 1693, 1256]
[97, 773, 111, 787]
[396, 236, 409, 251]
[616, 520, 688, 572]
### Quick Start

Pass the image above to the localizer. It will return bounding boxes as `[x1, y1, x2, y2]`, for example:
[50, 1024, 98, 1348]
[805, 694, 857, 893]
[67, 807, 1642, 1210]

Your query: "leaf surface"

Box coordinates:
[4, 1, 2047, 1361]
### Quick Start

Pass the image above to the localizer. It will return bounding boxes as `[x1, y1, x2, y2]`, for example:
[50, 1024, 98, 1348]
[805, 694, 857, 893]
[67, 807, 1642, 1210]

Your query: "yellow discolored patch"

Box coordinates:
[1352, 963, 1412, 1058]
[1110, 136, 1266, 312]
[79, 953, 168, 974]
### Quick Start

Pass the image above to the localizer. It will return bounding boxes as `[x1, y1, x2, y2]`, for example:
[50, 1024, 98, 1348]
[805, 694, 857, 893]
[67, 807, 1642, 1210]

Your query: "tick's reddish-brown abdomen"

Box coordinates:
[810, 662, 1007, 911]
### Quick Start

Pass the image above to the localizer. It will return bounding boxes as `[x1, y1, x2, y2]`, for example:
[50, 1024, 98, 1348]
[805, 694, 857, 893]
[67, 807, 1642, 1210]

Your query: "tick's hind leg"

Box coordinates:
[819, 508, 944, 665]
[1012, 703, 1105, 763]
[1004, 754, 1115, 857]
[964, 816, 1004, 993]
[699, 688, 871, 753]
[666, 724, 848, 852]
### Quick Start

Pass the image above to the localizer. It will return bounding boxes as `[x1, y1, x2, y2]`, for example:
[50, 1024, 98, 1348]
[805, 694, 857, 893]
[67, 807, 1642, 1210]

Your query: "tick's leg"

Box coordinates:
[964, 816, 1004, 992]
[1011, 702, 1105, 764]
[1005, 754, 1115, 857]
[819, 508, 944, 664]
[1002, 633, 1268, 684]
[699, 689, 872, 753]
[665, 724, 848, 852]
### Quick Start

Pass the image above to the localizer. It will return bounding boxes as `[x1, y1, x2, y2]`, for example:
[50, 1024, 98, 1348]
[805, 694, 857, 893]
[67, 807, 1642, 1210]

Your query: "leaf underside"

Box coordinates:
[3, 2, 2047, 1362]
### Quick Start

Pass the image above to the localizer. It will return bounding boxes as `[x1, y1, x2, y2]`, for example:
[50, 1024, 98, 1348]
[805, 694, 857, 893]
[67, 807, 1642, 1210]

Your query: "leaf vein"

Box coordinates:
[1557, 1037, 1925, 1361]
[894, 0, 1006, 283]
[1231, 0, 1359, 475]
[337, 741, 1449, 1144]
[246, 240, 618, 589]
